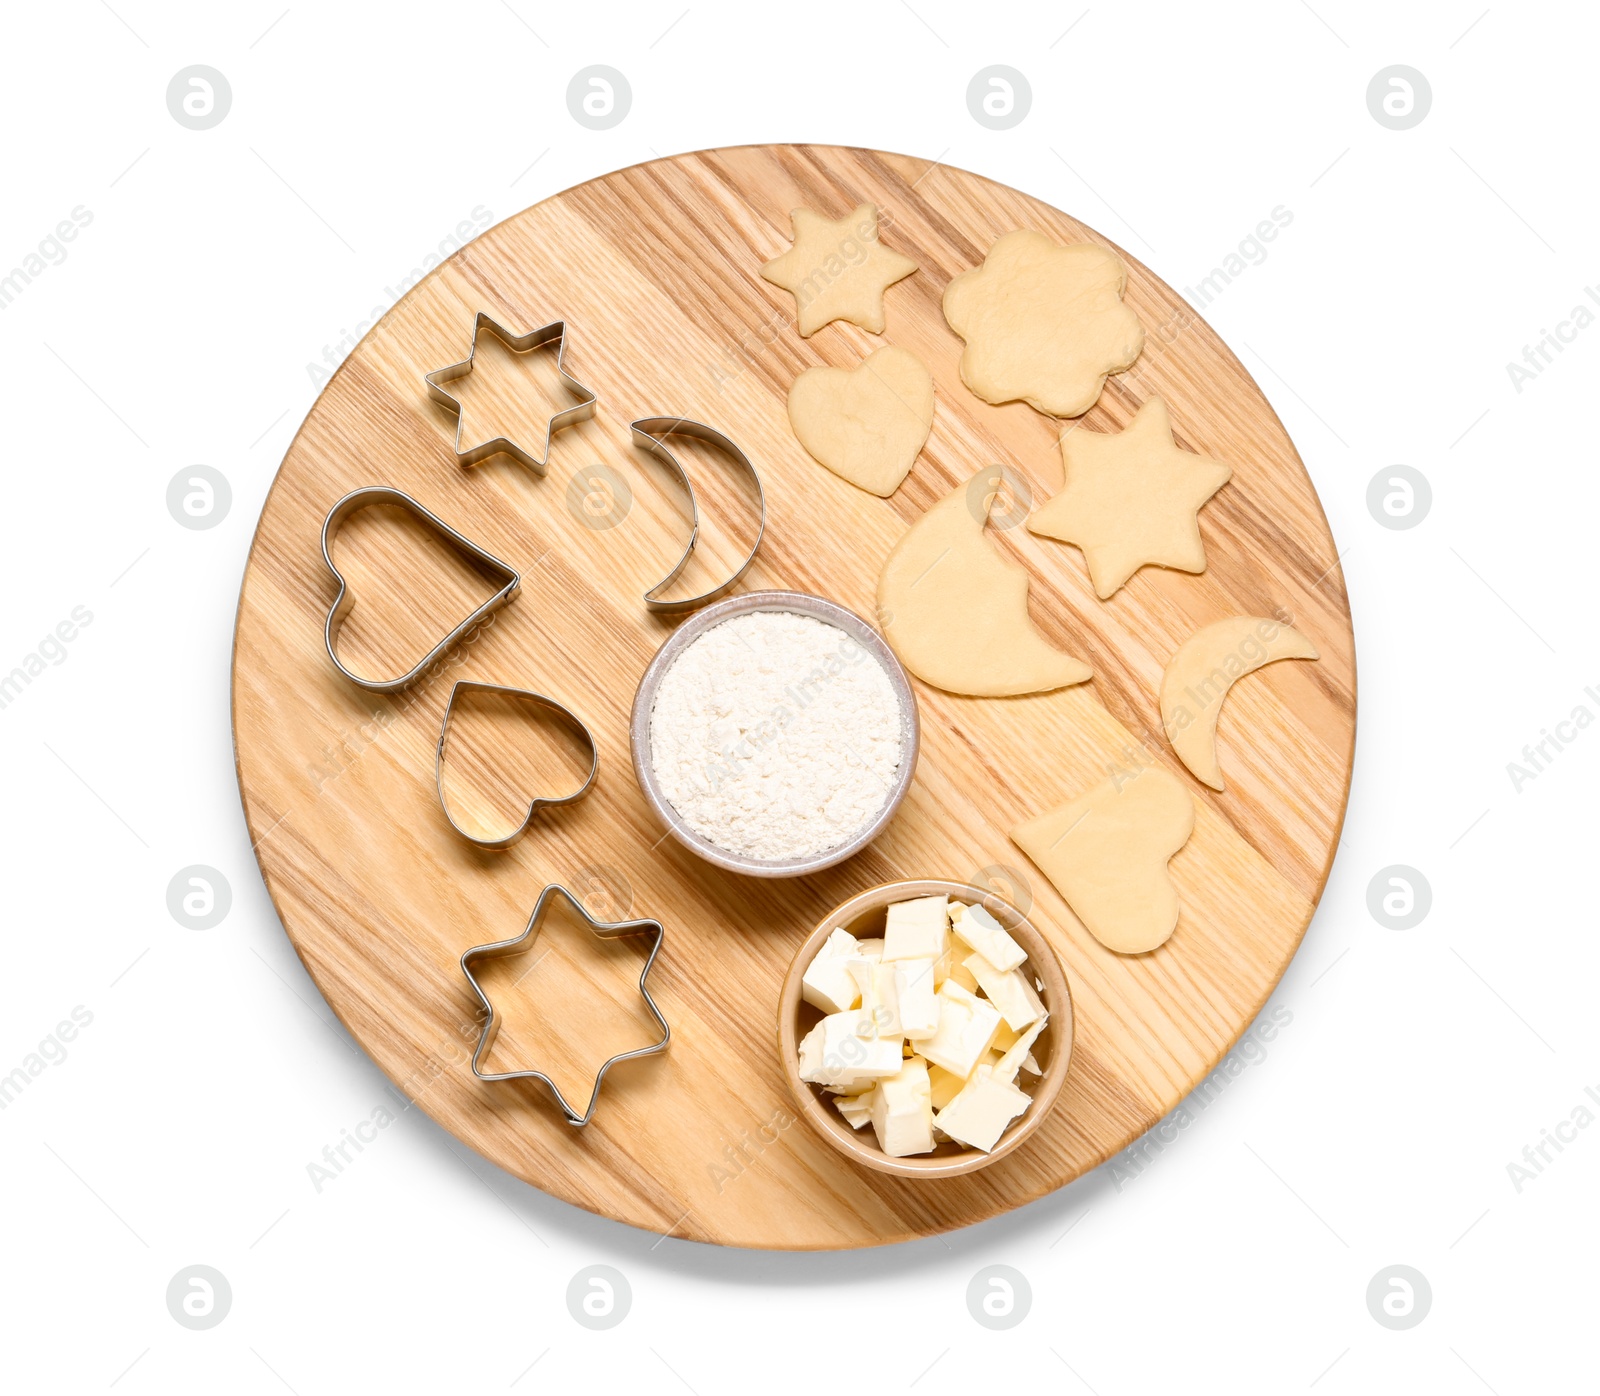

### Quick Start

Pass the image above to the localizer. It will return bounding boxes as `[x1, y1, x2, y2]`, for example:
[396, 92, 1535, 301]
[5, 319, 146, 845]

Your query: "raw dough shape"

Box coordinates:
[761, 203, 917, 337]
[1160, 615, 1319, 791]
[1027, 397, 1232, 598]
[877, 467, 1092, 697]
[942, 229, 1144, 418]
[787, 345, 934, 497]
[1010, 766, 1194, 956]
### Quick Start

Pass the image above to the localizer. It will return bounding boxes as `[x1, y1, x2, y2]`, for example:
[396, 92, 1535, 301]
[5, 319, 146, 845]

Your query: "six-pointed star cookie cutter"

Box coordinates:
[321, 486, 521, 693]
[435, 680, 599, 850]
[460, 884, 671, 1126]
[424, 313, 597, 472]
[631, 416, 767, 613]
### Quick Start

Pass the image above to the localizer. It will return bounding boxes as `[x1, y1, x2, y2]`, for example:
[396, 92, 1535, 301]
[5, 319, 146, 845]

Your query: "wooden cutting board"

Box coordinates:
[232, 144, 1355, 1250]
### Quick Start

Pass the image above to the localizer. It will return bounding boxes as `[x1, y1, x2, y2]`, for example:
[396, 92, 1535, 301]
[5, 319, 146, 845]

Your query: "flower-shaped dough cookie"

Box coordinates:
[761, 203, 917, 337]
[943, 230, 1144, 418]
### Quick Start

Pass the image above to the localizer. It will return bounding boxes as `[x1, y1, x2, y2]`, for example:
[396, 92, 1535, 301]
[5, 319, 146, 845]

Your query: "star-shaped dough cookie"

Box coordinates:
[761, 203, 917, 337]
[1027, 397, 1232, 598]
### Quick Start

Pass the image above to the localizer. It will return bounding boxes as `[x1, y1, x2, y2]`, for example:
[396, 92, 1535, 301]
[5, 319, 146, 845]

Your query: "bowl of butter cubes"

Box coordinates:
[778, 880, 1073, 1177]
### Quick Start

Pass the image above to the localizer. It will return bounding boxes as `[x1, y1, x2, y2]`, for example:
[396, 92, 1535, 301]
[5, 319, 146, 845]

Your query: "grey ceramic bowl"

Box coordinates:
[629, 590, 920, 877]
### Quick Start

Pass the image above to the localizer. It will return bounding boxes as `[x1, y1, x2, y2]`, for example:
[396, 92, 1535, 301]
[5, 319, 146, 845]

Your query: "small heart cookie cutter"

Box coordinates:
[321, 486, 521, 693]
[435, 680, 599, 850]
[424, 313, 597, 472]
[460, 884, 671, 1127]
[631, 416, 767, 613]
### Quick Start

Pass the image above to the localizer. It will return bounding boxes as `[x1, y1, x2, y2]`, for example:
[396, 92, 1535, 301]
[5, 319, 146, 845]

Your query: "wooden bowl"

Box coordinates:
[777, 879, 1074, 1178]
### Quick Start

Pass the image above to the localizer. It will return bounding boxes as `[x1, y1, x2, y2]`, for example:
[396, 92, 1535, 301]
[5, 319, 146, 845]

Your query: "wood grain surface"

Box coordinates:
[231, 144, 1355, 1250]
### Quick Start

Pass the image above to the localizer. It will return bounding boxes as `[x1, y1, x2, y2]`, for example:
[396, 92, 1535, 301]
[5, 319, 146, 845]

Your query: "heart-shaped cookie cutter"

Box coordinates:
[321, 486, 521, 693]
[460, 884, 671, 1127]
[435, 680, 599, 850]
[631, 416, 766, 613]
[424, 313, 597, 472]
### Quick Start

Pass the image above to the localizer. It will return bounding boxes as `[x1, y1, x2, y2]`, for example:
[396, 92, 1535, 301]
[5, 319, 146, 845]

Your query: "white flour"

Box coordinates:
[648, 610, 904, 861]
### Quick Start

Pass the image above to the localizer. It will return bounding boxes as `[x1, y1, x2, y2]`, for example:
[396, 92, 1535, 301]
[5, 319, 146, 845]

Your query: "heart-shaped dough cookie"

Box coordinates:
[787, 346, 935, 497]
[1010, 765, 1194, 955]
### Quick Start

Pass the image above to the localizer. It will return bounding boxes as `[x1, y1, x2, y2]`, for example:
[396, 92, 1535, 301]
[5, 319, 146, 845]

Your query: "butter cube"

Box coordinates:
[950, 902, 1027, 972]
[834, 1092, 873, 1130]
[982, 1045, 1040, 1078]
[993, 1016, 1047, 1084]
[963, 952, 1045, 1031]
[944, 957, 980, 994]
[934, 1066, 1031, 1152]
[868, 1057, 934, 1157]
[802, 928, 865, 1015]
[849, 959, 904, 1037]
[798, 1010, 904, 1090]
[927, 1061, 966, 1110]
[856, 938, 884, 962]
[897, 957, 940, 1039]
[918, 981, 1002, 1078]
[883, 895, 949, 962]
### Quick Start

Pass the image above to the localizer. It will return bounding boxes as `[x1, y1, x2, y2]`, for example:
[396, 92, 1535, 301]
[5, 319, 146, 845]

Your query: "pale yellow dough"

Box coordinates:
[1010, 766, 1194, 956]
[942, 230, 1144, 418]
[787, 345, 934, 497]
[761, 203, 917, 337]
[1027, 397, 1232, 598]
[877, 468, 1092, 697]
[1160, 615, 1319, 791]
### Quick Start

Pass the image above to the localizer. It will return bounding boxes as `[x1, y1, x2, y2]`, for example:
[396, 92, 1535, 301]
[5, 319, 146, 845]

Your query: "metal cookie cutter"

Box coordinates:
[424, 313, 597, 472]
[631, 416, 767, 613]
[321, 486, 520, 693]
[435, 681, 599, 850]
[460, 884, 670, 1127]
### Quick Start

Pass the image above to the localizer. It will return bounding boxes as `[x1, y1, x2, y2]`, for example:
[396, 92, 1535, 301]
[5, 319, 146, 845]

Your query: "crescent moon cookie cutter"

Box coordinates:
[424, 313, 597, 472]
[630, 416, 767, 613]
[435, 680, 599, 850]
[321, 486, 521, 693]
[460, 884, 671, 1127]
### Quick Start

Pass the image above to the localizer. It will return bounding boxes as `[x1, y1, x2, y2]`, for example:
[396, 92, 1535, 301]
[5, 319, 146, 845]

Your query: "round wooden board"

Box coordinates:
[232, 144, 1355, 1250]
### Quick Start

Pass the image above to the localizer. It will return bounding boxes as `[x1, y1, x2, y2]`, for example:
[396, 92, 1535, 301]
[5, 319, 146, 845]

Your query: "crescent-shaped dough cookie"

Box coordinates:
[877, 468, 1092, 697]
[1010, 766, 1194, 955]
[1160, 615, 1319, 790]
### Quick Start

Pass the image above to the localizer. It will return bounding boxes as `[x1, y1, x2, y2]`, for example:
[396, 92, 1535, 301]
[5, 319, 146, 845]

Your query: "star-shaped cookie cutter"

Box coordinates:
[460, 884, 670, 1127]
[424, 313, 597, 472]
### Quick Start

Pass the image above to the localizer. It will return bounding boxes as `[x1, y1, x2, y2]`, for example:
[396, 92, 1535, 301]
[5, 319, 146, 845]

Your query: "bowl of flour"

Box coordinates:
[630, 591, 920, 877]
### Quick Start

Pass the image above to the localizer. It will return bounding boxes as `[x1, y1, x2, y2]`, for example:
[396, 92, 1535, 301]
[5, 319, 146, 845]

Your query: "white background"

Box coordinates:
[2, 0, 1595, 1390]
